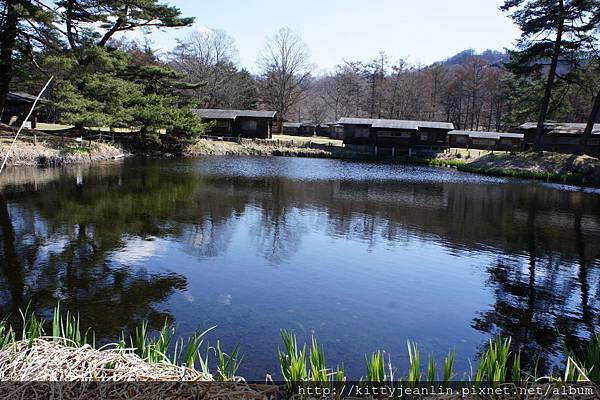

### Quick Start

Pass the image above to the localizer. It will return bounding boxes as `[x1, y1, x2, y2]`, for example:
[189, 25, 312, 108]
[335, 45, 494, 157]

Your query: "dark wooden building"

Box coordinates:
[193, 109, 277, 139]
[282, 122, 317, 136]
[519, 122, 600, 156]
[1, 92, 40, 128]
[448, 130, 524, 151]
[338, 117, 454, 154]
[282, 122, 302, 135]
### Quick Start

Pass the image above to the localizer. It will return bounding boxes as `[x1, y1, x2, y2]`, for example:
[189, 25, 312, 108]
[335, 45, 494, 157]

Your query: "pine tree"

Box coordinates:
[501, 0, 599, 149]
[0, 0, 58, 114]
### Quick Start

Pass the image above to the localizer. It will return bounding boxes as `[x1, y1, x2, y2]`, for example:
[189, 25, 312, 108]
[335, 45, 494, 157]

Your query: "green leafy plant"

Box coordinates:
[472, 337, 512, 389]
[427, 353, 436, 387]
[20, 307, 44, 342]
[365, 350, 386, 385]
[215, 340, 242, 381]
[52, 303, 89, 347]
[278, 330, 308, 390]
[443, 350, 455, 386]
[407, 341, 421, 397]
[309, 335, 329, 383]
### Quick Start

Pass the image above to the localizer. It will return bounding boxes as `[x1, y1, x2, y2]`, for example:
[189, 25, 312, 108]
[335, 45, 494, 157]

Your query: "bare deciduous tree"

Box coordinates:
[257, 27, 312, 120]
[170, 29, 257, 109]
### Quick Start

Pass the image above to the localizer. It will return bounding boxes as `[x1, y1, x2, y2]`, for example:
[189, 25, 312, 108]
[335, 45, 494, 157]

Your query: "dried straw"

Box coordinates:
[0, 339, 284, 399]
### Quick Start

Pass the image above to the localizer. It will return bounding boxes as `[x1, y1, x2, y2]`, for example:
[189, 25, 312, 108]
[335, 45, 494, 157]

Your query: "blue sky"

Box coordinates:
[143, 0, 520, 73]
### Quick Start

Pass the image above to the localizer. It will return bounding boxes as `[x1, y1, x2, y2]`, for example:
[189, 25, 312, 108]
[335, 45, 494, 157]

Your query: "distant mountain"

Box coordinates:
[442, 49, 509, 66]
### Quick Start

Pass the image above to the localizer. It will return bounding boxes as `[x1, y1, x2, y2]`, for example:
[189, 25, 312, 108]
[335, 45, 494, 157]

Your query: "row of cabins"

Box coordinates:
[330, 119, 600, 156]
[193, 108, 600, 156]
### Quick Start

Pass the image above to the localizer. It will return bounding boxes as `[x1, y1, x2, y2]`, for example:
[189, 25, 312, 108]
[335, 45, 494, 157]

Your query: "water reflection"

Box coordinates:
[0, 157, 599, 377]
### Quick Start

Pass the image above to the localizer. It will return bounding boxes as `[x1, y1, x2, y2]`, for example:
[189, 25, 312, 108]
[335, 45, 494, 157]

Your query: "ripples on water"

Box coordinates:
[0, 156, 599, 379]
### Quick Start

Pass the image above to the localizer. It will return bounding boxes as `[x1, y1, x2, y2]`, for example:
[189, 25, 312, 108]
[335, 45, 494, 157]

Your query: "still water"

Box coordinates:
[0, 156, 599, 379]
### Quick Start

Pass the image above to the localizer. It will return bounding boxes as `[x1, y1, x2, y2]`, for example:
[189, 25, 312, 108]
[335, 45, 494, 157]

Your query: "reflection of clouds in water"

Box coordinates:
[108, 237, 166, 264]
[38, 236, 70, 256]
[218, 294, 232, 305]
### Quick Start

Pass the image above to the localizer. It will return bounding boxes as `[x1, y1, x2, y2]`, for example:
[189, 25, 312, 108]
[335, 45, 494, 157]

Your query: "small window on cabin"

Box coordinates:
[472, 139, 495, 146]
[354, 126, 370, 138]
[240, 120, 257, 131]
[420, 132, 431, 141]
[454, 136, 467, 144]
[215, 120, 230, 128]
[384, 131, 411, 138]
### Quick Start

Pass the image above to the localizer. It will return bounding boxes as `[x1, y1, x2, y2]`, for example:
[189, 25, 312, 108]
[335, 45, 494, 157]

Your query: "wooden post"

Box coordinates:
[392, 147, 395, 157]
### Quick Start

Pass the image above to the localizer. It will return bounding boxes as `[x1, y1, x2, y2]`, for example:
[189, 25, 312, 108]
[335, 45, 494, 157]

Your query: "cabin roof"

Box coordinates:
[519, 122, 600, 135]
[194, 109, 277, 120]
[337, 117, 454, 130]
[449, 130, 524, 139]
[6, 92, 39, 103]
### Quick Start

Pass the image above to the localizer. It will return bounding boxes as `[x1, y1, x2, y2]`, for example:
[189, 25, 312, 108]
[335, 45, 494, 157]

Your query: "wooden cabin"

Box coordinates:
[448, 131, 524, 151]
[1, 92, 40, 128]
[282, 122, 317, 136]
[282, 122, 302, 135]
[519, 122, 600, 156]
[338, 117, 454, 154]
[330, 124, 344, 140]
[193, 109, 277, 139]
[316, 123, 334, 137]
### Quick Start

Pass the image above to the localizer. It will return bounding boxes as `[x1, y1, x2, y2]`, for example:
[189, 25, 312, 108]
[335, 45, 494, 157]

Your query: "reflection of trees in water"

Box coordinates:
[0, 165, 194, 337]
[472, 198, 600, 373]
[252, 177, 308, 263]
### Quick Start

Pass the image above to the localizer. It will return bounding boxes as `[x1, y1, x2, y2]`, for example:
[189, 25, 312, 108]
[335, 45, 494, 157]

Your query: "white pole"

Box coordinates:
[0, 76, 54, 174]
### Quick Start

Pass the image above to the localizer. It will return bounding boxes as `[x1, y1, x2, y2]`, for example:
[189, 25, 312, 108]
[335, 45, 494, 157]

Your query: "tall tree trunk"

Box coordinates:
[534, 0, 565, 150]
[578, 87, 600, 155]
[0, 0, 19, 117]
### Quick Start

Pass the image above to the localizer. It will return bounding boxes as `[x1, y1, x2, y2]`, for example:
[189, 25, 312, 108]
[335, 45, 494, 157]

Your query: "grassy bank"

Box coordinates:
[0, 135, 125, 167]
[1, 306, 599, 397]
[183, 138, 340, 158]
[430, 151, 600, 185]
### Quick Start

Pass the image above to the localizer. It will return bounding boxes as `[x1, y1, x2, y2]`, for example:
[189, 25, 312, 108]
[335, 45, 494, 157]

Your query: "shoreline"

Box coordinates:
[2, 136, 600, 187]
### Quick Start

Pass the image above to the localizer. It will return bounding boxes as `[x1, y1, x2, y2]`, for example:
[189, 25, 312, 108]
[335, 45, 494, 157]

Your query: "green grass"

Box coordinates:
[215, 340, 242, 381]
[427, 157, 584, 184]
[365, 350, 387, 385]
[455, 163, 581, 182]
[428, 158, 468, 168]
[60, 145, 91, 155]
[278, 330, 308, 389]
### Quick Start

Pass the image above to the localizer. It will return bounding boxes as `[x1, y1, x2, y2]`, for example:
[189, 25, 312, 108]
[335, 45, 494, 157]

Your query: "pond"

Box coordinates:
[0, 156, 599, 380]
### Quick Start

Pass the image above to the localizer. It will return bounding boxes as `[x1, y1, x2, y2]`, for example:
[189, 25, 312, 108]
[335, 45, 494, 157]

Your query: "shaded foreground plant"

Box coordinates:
[278, 330, 345, 392]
